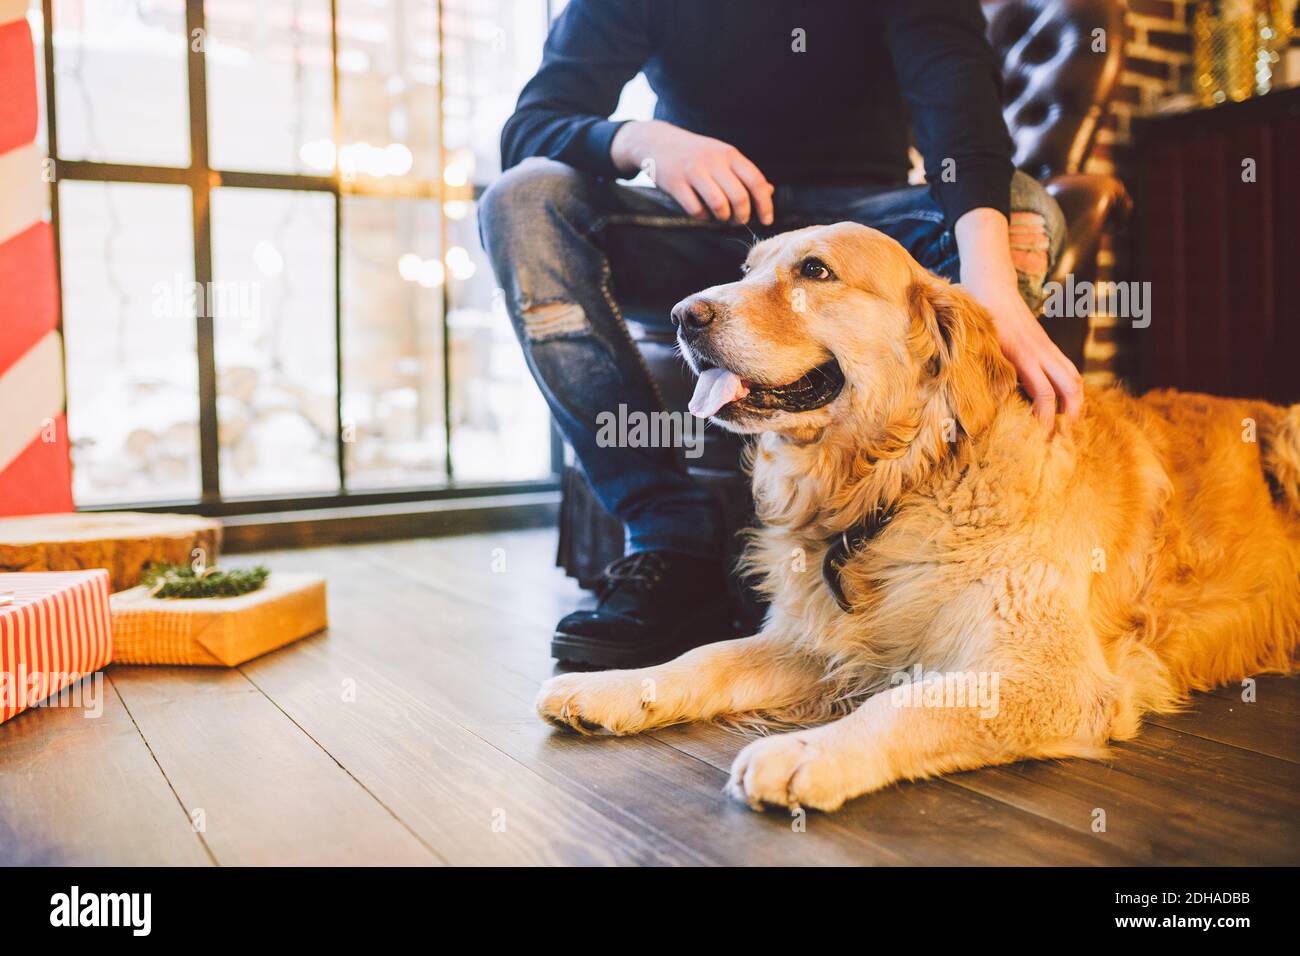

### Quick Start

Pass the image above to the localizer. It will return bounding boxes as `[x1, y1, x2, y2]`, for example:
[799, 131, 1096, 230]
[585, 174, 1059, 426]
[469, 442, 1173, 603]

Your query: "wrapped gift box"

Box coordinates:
[109, 573, 328, 666]
[0, 570, 112, 723]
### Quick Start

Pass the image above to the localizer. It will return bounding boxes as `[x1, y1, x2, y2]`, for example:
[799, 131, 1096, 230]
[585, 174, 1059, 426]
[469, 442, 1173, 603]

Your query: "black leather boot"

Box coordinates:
[552, 551, 744, 669]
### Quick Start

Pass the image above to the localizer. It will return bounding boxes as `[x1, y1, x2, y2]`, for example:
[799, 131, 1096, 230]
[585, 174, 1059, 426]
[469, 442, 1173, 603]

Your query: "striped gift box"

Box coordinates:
[0, 570, 112, 723]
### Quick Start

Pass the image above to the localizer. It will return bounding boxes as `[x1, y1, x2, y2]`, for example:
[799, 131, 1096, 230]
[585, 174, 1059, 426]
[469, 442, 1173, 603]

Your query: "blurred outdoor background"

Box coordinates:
[29, 0, 652, 507]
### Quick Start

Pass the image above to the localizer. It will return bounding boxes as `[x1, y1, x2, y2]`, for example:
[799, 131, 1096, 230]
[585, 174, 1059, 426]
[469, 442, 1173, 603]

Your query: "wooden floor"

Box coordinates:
[2, 529, 1297, 866]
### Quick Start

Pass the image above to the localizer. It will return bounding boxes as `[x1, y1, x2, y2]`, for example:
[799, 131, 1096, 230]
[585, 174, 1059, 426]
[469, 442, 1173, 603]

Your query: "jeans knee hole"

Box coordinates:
[522, 301, 589, 341]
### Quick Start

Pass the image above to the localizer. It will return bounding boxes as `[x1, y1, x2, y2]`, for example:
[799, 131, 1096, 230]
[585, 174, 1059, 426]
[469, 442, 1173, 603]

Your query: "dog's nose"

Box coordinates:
[671, 296, 716, 332]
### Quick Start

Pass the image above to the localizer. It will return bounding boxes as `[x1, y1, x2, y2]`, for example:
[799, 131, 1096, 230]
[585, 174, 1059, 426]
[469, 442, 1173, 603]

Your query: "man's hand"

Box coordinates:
[954, 208, 1082, 430]
[610, 119, 774, 225]
[968, 278, 1083, 429]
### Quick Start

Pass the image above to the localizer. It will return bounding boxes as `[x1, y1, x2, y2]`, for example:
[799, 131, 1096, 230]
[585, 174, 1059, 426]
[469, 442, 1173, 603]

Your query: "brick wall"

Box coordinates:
[1082, 0, 1298, 386]
[1080, 0, 1196, 385]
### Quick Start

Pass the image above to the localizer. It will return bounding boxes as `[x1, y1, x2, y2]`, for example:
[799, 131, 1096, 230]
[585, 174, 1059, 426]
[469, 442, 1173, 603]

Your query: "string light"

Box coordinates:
[397, 253, 423, 281]
[299, 139, 414, 177]
[397, 254, 446, 288]
[415, 259, 446, 288]
[444, 245, 476, 281]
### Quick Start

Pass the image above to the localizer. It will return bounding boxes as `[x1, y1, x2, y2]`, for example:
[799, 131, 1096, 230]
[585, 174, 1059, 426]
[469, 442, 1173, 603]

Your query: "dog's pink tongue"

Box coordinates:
[689, 367, 747, 418]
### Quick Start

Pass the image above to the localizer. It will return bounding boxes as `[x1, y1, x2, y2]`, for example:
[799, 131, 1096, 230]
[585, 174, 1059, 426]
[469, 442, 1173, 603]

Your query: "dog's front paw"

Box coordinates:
[535, 671, 659, 736]
[726, 729, 872, 812]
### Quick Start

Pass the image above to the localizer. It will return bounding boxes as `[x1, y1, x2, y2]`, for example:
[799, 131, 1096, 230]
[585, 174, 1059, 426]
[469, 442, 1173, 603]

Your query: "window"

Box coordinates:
[36, 0, 557, 511]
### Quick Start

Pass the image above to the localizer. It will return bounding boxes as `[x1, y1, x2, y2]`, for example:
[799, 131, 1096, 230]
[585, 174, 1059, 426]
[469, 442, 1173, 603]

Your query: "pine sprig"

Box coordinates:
[141, 562, 270, 599]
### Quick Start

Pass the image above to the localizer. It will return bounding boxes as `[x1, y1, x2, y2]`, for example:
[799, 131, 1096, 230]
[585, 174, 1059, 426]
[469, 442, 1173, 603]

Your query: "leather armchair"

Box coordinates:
[558, 0, 1132, 593]
[986, 0, 1133, 362]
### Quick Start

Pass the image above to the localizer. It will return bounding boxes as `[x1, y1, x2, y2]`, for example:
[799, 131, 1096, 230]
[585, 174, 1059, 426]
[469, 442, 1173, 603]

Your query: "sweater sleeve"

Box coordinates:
[879, 0, 1015, 223]
[500, 0, 655, 178]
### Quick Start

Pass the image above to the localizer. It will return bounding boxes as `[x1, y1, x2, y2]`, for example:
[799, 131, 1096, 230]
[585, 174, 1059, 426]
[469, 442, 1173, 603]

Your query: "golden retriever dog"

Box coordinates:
[536, 222, 1300, 813]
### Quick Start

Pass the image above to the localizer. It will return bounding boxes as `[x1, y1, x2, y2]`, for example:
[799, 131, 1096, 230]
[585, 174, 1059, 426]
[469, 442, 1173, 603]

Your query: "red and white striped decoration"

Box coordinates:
[0, 570, 111, 723]
[0, 0, 72, 517]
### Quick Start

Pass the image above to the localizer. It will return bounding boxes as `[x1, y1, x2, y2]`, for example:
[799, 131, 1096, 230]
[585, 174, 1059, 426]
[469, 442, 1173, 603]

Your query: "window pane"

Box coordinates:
[205, 0, 334, 174]
[447, 203, 551, 482]
[443, 0, 550, 184]
[211, 187, 338, 497]
[336, 0, 438, 184]
[51, 0, 189, 167]
[341, 196, 446, 490]
[60, 182, 200, 505]
[441, 1, 553, 482]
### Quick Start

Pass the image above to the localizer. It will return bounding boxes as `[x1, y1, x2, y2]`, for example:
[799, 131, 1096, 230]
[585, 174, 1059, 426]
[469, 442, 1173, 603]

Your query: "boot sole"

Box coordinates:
[551, 603, 741, 669]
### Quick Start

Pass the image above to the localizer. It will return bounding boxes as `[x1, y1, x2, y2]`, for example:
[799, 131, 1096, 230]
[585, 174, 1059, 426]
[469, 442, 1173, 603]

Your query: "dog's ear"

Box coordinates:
[907, 277, 1017, 438]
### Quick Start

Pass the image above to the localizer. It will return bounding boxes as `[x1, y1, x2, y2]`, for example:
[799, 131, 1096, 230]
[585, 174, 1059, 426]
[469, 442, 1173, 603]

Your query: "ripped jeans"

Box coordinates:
[479, 158, 1065, 560]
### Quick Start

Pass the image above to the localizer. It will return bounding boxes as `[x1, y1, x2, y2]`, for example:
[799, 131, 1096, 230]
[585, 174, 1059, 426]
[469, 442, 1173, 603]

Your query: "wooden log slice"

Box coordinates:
[0, 512, 223, 592]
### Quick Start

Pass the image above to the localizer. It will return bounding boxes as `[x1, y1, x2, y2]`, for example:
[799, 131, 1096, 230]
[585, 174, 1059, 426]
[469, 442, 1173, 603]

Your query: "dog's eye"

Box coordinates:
[740, 263, 751, 276]
[799, 257, 834, 281]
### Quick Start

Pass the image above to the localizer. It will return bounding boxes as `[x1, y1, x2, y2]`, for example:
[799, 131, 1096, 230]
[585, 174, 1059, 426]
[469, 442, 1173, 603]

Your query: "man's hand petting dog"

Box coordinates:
[955, 206, 1084, 430]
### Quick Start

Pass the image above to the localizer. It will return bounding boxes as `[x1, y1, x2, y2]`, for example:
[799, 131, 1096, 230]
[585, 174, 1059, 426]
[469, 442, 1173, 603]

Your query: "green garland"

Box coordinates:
[142, 562, 270, 599]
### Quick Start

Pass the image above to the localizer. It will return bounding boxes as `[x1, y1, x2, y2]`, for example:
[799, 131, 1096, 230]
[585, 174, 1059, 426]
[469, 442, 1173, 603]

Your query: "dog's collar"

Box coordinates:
[821, 502, 898, 613]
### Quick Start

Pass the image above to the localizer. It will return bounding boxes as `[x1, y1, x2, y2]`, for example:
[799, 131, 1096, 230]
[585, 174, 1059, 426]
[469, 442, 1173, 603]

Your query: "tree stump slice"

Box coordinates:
[0, 512, 223, 592]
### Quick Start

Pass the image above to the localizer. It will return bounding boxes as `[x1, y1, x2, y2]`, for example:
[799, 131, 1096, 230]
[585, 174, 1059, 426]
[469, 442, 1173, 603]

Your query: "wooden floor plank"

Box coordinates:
[1146, 676, 1300, 763]
[651, 721, 1136, 865]
[109, 666, 440, 866]
[236, 549, 699, 865]
[4, 530, 1289, 866]
[475, 719, 890, 866]
[945, 724, 1300, 865]
[240, 645, 694, 865]
[0, 677, 212, 866]
[361, 532, 587, 636]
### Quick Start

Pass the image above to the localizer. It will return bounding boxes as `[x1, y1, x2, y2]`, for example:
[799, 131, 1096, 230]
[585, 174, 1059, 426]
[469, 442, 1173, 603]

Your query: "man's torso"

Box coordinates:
[641, 1, 911, 186]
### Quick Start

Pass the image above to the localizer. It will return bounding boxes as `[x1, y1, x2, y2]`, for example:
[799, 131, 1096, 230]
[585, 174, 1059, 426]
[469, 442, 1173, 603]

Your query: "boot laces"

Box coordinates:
[599, 551, 669, 596]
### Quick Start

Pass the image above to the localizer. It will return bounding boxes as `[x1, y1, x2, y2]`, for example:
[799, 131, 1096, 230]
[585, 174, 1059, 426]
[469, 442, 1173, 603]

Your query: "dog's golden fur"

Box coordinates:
[537, 222, 1300, 812]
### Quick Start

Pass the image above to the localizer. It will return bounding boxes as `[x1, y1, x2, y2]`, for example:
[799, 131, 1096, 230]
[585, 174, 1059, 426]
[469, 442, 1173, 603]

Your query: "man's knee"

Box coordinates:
[479, 158, 601, 340]
[480, 157, 592, 241]
[1007, 171, 1065, 310]
[1009, 171, 1066, 263]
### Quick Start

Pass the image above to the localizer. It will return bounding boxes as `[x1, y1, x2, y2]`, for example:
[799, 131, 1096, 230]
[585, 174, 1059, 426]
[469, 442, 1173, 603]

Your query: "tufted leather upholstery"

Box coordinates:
[982, 0, 1131, 367]
[983, 0, 1125, 180]
[558, 0, 1133, 593]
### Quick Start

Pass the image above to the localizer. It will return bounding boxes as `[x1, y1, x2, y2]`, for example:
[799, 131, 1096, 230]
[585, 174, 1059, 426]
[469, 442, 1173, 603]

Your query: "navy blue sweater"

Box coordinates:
[501, 0, 1015, 223]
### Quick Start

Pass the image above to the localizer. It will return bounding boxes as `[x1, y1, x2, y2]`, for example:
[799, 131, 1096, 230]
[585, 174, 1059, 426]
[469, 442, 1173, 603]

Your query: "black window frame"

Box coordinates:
[41, 0, 562, 518]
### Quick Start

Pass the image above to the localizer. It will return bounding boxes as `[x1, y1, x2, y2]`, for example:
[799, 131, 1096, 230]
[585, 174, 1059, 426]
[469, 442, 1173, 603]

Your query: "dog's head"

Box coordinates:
[675, 222, 1016, 448]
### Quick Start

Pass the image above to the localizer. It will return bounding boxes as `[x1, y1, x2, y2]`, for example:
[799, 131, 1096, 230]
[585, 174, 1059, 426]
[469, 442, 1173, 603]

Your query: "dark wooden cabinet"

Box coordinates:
[1131, 87, 1300, 405]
